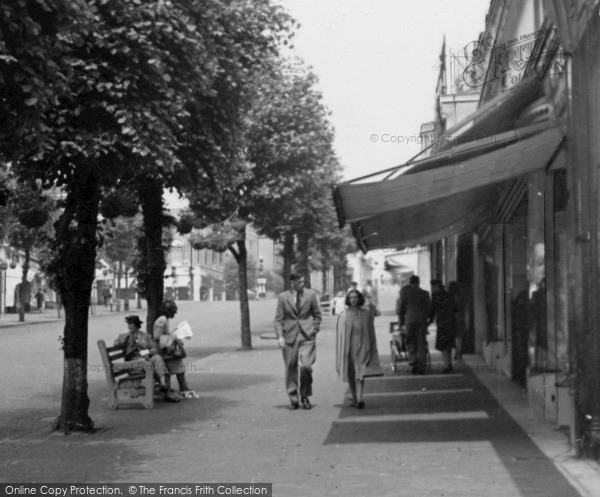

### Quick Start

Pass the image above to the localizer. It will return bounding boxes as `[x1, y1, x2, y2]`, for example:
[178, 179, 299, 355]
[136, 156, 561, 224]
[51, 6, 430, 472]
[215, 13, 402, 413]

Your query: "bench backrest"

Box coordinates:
[97, 339, 136, 387]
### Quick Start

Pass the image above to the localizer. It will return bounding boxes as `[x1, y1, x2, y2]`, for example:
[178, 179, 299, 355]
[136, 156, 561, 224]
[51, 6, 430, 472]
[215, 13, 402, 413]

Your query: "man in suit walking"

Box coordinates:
[399, 275, 432, 375]
[275, 273, 322, 410]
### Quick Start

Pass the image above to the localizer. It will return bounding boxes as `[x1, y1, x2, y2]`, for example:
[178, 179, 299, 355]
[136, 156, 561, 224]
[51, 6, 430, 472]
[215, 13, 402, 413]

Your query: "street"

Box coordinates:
[1, 289, 598, 496]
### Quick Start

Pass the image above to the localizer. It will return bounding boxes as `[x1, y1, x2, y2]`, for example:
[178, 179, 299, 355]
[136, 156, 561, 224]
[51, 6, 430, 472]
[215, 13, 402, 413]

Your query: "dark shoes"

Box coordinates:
[442, 366, 453, 374]
[356, 401, 365, 409]
[289, 401, 300, 410]
[164, 393, 180, 402]
[301, 397, 312, 410]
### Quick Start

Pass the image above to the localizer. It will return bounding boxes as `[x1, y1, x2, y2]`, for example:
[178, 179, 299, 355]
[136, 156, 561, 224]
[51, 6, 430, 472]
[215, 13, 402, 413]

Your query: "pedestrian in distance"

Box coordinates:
[35, 289, 45, 313]
[429, 279, 458, 373]
[363, 279, 380, 321]
[336, 290, 381, 409]
[102, 286, 111, 308]
[332, 291, 346, 316]
[448, 281, 465, 360]
[274, 272, 322, 410]
[399, 275, 432, 375]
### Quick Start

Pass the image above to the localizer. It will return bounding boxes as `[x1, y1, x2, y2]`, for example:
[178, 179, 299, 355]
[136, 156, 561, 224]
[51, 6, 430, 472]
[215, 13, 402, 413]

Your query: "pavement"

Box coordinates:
[1, 289, 600, 496]
[0, 300, 143, 328]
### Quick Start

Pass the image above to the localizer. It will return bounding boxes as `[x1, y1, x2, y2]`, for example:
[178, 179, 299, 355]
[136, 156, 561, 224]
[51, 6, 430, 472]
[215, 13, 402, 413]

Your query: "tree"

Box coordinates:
[3, 0, 238, 433]
[223, 254, 257, 300]
[180, 4, 294, 350]
[187, 215, 255, 348]
[9, 185, 54, 321]
[246, 59, 341, 289]
[100, 215, 142, 312]
[310, 205, 357, 294]
[0, 0, 293, 432]
[134, 0, 294, 333]
[0, 0, 74, 163]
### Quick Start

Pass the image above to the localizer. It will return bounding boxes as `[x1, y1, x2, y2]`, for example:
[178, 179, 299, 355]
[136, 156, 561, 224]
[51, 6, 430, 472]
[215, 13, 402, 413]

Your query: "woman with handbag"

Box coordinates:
[153, 299, 192, 396]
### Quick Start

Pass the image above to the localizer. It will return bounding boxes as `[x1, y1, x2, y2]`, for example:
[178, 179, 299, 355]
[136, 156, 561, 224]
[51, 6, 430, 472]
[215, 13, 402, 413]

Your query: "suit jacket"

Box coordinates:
[399, 285, 432, 325]
[114, 331, 158, 361]
[275, 288, 322, 344]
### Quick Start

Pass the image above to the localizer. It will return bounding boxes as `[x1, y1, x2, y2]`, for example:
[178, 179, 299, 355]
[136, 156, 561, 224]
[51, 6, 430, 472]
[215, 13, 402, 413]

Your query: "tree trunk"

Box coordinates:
[321, 261, 328, 296]
[54, 172, 100, 434]
[229, 225, 252, 350]
[296, 231, 311, 289]
[18, 248, 31, 322]
[116, 261, 122, 312]
[139, 181, 165, 333]
[282, 232, 294, 291]
[124, 264, 130, 311]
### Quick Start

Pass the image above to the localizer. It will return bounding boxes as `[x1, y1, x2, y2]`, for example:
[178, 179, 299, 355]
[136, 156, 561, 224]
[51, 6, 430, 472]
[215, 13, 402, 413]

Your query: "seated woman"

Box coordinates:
[153, 299, 193, 396]
[114, 315, 180, 402]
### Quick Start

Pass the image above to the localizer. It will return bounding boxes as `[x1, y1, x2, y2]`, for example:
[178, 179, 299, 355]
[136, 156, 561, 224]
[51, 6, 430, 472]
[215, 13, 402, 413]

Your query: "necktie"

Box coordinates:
[296, 291, 303, 313]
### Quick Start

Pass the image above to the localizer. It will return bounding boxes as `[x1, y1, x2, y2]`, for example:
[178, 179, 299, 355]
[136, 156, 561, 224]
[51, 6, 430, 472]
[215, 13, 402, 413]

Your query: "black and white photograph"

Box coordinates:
[1, 1, 600, 496]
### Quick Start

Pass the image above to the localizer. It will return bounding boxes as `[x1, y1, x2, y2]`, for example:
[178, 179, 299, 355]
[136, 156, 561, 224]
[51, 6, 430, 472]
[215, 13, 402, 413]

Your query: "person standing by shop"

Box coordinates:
[274, 273, 322, 410]
[35, 288, 45, 312]
[336, 290, 381, 409]
[399, 275, 431, 375]
[448, 281, 465, 360]
[429, 279, 457, 373]
[102, 286, 111, 308]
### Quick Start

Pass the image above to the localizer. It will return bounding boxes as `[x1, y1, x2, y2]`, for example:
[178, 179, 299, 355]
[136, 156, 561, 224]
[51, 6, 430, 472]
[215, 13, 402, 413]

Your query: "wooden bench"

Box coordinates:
[97, 340, 154, 409]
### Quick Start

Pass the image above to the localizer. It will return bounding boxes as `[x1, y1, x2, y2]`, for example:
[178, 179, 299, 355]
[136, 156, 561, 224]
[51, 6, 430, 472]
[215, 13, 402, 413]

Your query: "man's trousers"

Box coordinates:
[406, 322, 428, 374]
[282, 334, 316, 401]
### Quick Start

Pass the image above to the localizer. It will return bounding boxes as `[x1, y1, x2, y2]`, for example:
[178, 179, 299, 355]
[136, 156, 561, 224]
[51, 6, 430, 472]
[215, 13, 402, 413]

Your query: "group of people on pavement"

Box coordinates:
[112, 271, 463, 409]
[273, 272, 466, 412]
[274, 273, 381, 411]
[398, 275, 464, 375]
[113, 299, 193, 403]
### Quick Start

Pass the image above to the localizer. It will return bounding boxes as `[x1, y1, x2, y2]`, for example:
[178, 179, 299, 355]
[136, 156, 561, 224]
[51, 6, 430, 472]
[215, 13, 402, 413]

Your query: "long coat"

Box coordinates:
[274, 289, 322, 344]
[430, 289, 458, 351]
[336, 307, 381, 381]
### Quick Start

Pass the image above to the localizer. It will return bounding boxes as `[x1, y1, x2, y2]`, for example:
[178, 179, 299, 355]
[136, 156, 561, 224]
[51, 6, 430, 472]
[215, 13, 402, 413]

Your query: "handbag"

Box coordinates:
[159, 335, 187, 360]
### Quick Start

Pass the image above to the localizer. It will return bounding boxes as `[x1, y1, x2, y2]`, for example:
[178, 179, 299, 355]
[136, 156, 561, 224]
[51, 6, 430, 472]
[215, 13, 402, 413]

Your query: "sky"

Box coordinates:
[278, 0, 491, 181]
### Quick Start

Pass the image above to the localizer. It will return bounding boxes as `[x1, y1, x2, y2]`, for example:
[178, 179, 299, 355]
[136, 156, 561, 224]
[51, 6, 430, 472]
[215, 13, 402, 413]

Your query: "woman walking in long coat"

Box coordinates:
[429, 279, 458, 373]
[336, 290, 381, 409]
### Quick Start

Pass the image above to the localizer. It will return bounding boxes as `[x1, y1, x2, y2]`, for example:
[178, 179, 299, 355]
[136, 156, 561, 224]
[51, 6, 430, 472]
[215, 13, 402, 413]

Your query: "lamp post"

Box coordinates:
[257, 256, 266, 299]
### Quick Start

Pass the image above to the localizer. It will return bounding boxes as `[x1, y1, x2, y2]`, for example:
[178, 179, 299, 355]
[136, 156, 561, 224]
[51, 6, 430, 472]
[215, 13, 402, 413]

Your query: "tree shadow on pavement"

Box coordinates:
[2, 371, 274, 483]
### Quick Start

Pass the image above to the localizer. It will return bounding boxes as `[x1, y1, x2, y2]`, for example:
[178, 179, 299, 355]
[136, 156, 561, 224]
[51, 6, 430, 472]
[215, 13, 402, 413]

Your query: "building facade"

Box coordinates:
[335, 0, 600, 459]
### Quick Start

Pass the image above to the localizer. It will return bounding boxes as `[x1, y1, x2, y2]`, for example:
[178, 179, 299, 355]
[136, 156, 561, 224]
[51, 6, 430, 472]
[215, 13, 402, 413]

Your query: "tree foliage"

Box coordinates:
[245, 58, 342, 287]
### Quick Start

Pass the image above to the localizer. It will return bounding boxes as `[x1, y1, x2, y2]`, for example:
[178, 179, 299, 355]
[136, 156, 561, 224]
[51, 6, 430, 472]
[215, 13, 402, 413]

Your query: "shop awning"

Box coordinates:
[335, 121, 565, 252]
